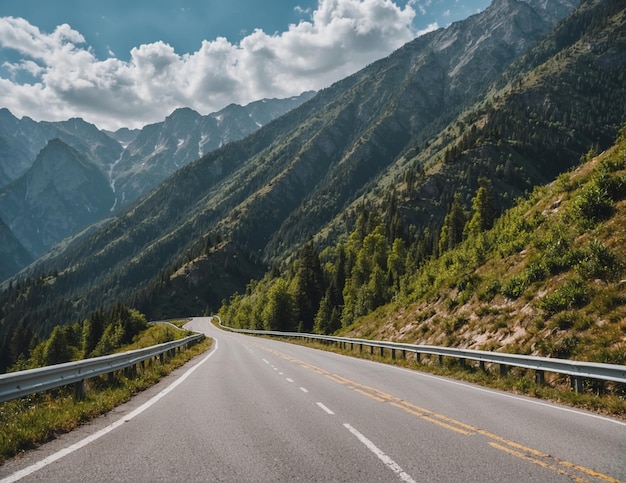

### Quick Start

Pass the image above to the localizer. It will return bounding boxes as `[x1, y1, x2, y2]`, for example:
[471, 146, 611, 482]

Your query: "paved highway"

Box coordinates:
[2, 317, 625, 482]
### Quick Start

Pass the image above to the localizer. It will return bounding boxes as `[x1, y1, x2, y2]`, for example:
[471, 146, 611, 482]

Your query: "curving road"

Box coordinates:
[2, 317, 625, 482]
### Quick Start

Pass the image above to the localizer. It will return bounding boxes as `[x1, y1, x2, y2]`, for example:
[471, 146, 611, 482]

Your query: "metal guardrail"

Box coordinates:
[0, 333, 204, 403]
[218, 321, 626, 391]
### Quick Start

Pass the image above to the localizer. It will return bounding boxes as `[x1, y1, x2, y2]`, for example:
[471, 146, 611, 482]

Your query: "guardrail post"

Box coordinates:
[74, 379, 85, 400]
[571, 376, 584, 393]
[479, 361, 486, 372]
[438, 354, 443, 366]
[370, 345, 374, 355]
[359, 343, 363, 353]
[380, 347, 385, 358]
[391, 349, 396, 360]
[415, 352, 421, 364]
[535, 370, 545, 385]
[499, 364, 508, 377]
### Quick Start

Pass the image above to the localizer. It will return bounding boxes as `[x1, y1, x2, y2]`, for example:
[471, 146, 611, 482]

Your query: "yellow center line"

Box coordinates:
[489, 442, 589, 483]
[389, 402, 472, 435]
[256, 344, 622, 483]
[353, 387, 387, 403]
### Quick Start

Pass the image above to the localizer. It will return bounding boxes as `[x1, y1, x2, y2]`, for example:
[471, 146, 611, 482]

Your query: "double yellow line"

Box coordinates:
[261, 345, 621, 483]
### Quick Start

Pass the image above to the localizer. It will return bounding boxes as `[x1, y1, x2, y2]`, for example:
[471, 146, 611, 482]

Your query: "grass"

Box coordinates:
[0, 330, 210, 464]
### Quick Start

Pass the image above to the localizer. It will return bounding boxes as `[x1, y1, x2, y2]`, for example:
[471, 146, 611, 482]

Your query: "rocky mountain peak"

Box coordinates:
[165, 107, 202, 125]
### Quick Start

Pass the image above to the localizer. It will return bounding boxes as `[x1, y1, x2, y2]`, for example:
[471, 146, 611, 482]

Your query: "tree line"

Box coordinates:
[219, 179, 496, 334]
[0, 304, 147, 373]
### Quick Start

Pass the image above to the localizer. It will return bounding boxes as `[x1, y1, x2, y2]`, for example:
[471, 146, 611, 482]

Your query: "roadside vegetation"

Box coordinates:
[0, 320, 209, 464]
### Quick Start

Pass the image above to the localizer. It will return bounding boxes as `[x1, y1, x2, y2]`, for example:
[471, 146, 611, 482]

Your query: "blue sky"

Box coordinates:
[0, 0, 490, 130]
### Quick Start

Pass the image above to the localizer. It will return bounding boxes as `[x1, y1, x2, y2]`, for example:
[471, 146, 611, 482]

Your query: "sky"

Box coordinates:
[0, 0, 491, 131]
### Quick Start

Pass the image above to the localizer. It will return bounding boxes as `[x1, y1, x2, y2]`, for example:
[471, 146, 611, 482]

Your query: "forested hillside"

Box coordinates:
[220, 124, 626, 366]
[1, 0, 624, 373]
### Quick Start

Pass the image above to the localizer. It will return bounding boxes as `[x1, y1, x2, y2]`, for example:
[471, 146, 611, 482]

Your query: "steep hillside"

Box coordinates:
[3, 0, 620, 353]
[315, 0, 626, 250]
[218, 0, 626, 340]
[344, 126, 626, 366]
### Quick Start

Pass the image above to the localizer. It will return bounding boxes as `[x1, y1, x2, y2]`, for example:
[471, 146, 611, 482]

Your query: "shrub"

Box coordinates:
[593, 170, 626, 201]
[572, 183, 614, 225]
[577, 239, 624, 282]
[478, 279, 501, 301]
[539, 277, 591, 315]
[525, 260, 547, 283]
[501, 276, 526, 299]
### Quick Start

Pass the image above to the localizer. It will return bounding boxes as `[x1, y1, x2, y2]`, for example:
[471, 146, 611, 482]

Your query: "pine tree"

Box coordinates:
[438, 193, 466, 253]
[293, 241, 324, 332]
[464, 178, 496, 237]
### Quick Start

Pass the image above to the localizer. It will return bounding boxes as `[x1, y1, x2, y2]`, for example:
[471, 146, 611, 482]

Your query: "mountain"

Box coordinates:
[2, 0, 624, 356]
[109, 91, 316, 206]
[0, 110, 37, 187]
[0, 139, 115, 258]
[102, 127, 140, 147]
[0, 93, 315, 278]
[0, 111, 123, 189]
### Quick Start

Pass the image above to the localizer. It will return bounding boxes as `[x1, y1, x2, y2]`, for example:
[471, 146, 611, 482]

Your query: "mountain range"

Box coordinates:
[0, 91, 315, 276]
[1, 0, 625, 365]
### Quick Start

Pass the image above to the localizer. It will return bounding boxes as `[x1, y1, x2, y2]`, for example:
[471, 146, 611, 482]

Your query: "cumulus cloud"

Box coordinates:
[0, 0, 418, 130]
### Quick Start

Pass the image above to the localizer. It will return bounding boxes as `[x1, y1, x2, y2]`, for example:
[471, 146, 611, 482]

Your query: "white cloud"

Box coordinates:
[0, 0, 417, 131]
[417, 22, 439, 36]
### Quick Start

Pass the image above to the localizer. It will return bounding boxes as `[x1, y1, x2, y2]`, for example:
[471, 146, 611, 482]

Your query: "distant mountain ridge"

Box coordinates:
[0, 92, 315, 278]
[0, 109, 122, 188]
[109, 92, 316, 206]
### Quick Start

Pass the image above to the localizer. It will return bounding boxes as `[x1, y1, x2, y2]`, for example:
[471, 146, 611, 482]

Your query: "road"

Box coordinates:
[1, 317, 625, 482]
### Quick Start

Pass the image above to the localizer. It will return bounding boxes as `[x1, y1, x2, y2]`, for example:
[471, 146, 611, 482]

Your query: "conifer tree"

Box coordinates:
[293, 241, 324, 332]
[438, 193, 466, 253]
[464, 178, 496, 237]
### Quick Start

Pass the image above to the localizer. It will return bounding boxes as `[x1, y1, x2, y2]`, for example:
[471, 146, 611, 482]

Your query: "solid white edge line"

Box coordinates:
[309, 347, 626, 428]
[343, 423, 416, 483]
[2, 338, 220, 483]
[316, 402, 335, 415]
[389, 363, 626, 427]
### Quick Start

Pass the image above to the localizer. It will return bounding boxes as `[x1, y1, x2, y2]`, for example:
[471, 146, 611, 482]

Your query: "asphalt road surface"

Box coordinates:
[2, 317, 625, 482]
